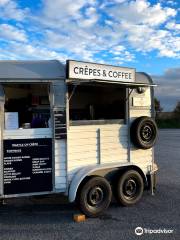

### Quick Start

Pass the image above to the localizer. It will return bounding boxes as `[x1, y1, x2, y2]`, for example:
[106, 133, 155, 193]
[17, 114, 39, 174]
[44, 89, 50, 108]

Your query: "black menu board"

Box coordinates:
[3, 138, 52, 195]
[54, 108, 67, 139]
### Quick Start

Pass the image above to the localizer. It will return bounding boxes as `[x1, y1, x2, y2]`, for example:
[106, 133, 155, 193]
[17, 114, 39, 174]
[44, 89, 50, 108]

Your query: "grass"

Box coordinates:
[156, 118, 180, 129]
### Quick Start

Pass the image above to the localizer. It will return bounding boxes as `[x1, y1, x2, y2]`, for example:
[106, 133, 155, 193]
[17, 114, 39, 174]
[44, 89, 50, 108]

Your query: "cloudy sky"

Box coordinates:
[0, 0, 179, 111]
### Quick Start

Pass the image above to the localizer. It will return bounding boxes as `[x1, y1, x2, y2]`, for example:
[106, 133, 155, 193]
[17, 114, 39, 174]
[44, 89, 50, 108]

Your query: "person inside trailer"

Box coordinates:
[31, 113, 46, 128]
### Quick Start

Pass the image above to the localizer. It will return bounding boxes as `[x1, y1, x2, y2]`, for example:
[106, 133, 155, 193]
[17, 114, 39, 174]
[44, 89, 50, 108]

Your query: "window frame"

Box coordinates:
[67, 83, 128, 126]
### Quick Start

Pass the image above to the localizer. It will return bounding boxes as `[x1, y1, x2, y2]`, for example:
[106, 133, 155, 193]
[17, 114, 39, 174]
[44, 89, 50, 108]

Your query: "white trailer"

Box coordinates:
[0, 60, 158, 217]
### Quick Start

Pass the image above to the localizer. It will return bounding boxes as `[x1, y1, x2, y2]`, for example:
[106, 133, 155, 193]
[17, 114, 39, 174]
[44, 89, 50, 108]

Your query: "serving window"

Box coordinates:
[68, 83, 126, 125]
[3, 84, 51, 130]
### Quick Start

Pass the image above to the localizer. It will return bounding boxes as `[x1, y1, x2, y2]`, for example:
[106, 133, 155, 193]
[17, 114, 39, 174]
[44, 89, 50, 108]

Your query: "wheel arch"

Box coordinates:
[116, 165, 148, 188]
[68, 163, 147, 203]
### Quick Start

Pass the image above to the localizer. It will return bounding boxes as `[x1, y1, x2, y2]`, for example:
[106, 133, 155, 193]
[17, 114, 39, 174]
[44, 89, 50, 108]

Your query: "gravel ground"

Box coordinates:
[0, 129, 180, 240]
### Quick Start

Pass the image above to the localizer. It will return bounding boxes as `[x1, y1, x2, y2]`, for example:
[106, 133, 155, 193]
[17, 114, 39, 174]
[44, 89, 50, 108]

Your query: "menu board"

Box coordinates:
[54, 108, 67, 139]
[3, 138, 52, 195]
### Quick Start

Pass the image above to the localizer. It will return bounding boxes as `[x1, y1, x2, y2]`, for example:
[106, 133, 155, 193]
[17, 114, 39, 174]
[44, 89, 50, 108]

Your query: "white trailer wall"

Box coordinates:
[130, 87, 153, 173]
[67, 123, 128, 182]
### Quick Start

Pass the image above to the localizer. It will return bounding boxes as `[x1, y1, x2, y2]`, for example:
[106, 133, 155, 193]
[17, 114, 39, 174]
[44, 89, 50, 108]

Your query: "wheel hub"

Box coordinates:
[88, 186, 104, 206]
[124, 179, 137, 197]
[141, 124, 153, 141]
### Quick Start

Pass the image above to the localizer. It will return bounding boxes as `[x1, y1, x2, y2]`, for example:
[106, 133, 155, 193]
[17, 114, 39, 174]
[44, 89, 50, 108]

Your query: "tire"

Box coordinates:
[115, 170, 144, 206]
[130, 116, 158, 149]
[77, 176, 112, 217]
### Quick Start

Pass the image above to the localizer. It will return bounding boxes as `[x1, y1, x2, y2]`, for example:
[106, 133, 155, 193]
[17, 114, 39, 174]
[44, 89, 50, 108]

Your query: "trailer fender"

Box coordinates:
[68, 163, 147, 203]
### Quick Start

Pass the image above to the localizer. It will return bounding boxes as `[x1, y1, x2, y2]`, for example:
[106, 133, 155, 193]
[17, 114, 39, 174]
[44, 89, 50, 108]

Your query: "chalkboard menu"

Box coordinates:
[54, 108, 67, 139]
[3, 138, 52, 195]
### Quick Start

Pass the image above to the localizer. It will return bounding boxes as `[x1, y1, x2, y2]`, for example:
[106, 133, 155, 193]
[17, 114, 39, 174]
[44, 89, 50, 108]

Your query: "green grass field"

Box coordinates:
[156, 118, 180, 128]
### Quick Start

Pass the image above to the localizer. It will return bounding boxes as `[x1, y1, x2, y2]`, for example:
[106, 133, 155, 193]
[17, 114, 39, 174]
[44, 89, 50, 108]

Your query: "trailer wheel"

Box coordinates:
[130, 116, 158, 149]
[115, 170, 144, 206]
[77, 176, 112, 217]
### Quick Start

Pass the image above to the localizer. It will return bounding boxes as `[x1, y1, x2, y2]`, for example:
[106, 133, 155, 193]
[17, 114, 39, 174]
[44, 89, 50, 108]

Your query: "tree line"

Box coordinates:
[155, 98, 180, 116]
[155, 98, 180, 128]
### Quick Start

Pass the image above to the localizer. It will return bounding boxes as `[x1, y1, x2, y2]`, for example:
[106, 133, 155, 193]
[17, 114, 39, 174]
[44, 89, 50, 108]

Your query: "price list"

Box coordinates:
[3, 138, 52, 195]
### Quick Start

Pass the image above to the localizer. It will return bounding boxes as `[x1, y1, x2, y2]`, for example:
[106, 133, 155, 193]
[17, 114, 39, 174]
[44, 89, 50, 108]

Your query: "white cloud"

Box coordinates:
[114, 0, 126, 3]
[42, 0, 87, 21]
[106, 0, 180, 58]
[39, 0, 179, 60]
[112, 51, 135, 63]
[118, 21, 180, 58]
[78, 11, 99, 27]
[0, 41, 67, 61]
[79, 6, 99, 27]
[0, 0, 9, 6]
[112, 45, 126, 52]
[0, 0, 179, 64]
[108, 45, 135, 62]
[0, 24, 27, 42]
[166, 21, 180, 33]
[44, 30, 96, 61]
[39, 0, 99, 29]
[0, 0, 28, 21]
[154, 67, 180, 111]
[108, 0, 176, 26]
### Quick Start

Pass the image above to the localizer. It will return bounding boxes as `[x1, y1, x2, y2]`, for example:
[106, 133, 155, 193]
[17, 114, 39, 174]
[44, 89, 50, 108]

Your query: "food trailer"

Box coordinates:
[0, 60, 158, 217]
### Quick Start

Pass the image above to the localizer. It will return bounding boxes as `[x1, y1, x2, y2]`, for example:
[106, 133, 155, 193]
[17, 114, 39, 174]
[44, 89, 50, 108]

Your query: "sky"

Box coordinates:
[0, 0, 179, 111]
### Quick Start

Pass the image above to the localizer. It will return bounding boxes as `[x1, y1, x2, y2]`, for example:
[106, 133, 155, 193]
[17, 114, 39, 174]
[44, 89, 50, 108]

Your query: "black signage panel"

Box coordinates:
[3, 138, 52, 195]
[54, 108, 67, 140]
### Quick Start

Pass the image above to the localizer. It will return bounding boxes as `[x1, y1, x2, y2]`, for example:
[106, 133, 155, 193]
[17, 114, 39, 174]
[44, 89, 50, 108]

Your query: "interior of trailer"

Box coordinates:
[68, 83, 126, 125]
[3, 84, 51, 130]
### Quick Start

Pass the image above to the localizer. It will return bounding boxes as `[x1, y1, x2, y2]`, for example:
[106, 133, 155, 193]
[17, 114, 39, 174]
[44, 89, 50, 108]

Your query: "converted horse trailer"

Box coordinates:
[0, 60, 158, 217]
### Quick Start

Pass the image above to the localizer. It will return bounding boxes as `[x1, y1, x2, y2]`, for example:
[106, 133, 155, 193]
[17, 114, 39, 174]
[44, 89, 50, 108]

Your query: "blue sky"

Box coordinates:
[0, 0, 179, 110]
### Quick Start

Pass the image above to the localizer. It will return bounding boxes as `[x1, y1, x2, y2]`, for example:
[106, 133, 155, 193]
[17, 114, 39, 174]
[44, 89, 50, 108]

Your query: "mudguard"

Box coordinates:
[68, 162, 147, 202]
